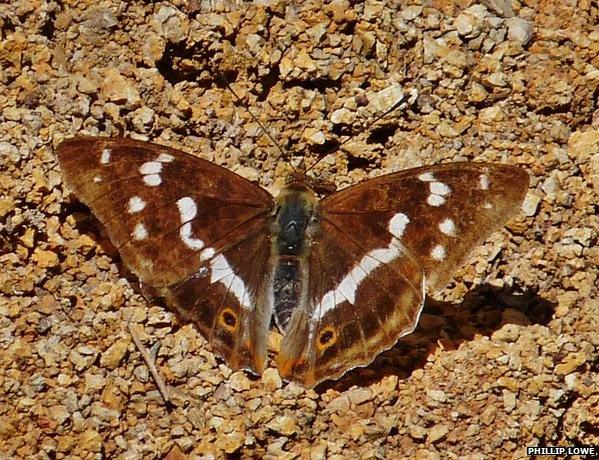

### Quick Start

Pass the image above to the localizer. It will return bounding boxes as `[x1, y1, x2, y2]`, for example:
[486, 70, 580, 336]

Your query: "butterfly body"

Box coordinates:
[271, 183, 318, 331]
[58, 136, 529, 387]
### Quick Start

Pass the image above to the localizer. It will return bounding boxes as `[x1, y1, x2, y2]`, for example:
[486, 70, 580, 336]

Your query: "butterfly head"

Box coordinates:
[284, 158, 337, 197]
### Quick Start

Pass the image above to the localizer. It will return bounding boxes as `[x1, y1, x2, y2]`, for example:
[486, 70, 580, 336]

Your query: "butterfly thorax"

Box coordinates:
[271, 184, 319, 332]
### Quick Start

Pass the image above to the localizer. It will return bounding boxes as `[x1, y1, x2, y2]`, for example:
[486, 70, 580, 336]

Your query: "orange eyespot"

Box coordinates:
[219, 307, 238, 332]
[317, 326, 338, 351]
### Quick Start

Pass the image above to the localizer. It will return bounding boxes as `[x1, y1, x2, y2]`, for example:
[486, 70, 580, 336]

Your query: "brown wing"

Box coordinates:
[58, 136, 274, 287]
[277, 219, 424, 387]
[57, 136, 275, 374]
[322, 163, 529, 291]
[159, 224, 273, 373]
[278, 163, 529, 387]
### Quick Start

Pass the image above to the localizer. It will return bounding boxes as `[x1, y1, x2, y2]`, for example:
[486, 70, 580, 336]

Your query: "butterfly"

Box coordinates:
[57, 136, 529, 387]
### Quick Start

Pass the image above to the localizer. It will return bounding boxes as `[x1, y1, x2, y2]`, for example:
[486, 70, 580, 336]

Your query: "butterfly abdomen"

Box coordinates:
[272, 259, 303, 331]
[271, 186, 319, 332]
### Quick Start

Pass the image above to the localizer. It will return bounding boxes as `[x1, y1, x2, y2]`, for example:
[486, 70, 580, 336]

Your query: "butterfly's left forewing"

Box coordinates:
[279, 163, 529, 386]
[58, 137, 275, 374]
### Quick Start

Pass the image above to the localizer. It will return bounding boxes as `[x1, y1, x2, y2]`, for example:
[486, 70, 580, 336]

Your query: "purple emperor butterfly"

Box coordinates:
[57, 136, 529, 387]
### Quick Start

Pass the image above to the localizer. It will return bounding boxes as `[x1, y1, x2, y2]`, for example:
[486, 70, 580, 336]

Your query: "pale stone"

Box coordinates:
[426, 389, 448, 402]
[555, 351, 588, 375]
[79, 429, 102, 452]
[331, 107, 354, 124]
[401, 5, 422, 21]
[368, 84, 405, 113]
[0, 198, 15, 217]
[506, 17, 534, 46]
[262, 367, 283, 389]
[100, 68, 141, 108]
[266, 415, 299, 436]
[32, 248, 59, 268]
[521, 193, 541, 217]
[428, 424, 449, 442]
[100, 338, 130, 370]
[502, 389, 517, 412]
[479, 106, 504, 123]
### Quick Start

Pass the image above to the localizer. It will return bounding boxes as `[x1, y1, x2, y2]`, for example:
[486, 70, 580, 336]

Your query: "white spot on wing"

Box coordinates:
[139, 154, 173, 187]
[210, 254, 234, 282]
[132, 222, 147, 240]
[427, 180, 451, 207]
[357, 254, 381, 275]
[176, 197, 197, 222]
[317, 240, 402, 318]
[175, 197, 204, 249]
[200, 247, 216, 261]
[180, 223, 204, 249]
[430, 181, 451, 196]
[369, 246, 401, 264]
[389, 212, 410, 238]
[431, 244, 446, 260]
[157, 153, 175, 163]
[100, 148, 111, 164]
[319, 291, 336, 314]
[143, 174, 161, 186]
[139, 161, 162, 175]
[93, 175, 102, 183]
[335, 272, 359, 303]
[210, 254, 251, 309]
[479, 174, 490, 190]
[427, 194, 445, 207]
[177, 196, 198, 224]
[418, 172, 435, 182]
[128, 196, 146, 214]
[439, 218, 456, 236]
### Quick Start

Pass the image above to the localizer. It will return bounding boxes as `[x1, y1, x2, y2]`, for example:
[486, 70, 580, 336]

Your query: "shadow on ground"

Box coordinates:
[316, 284, 555, 393]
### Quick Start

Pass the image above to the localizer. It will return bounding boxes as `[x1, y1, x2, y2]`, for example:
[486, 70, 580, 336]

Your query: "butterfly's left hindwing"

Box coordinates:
[58, 136, 275, 375]
[159, 226, 273, 373]
[278, 163, 529, 386]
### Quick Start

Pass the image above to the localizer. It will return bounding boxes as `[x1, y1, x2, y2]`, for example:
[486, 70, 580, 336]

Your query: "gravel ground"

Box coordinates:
[0, 1, 597, 458]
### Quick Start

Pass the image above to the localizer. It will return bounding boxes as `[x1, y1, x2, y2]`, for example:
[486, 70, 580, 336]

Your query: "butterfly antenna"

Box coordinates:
[304, 92, 415, 174]
[215, 72, 294, 171]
